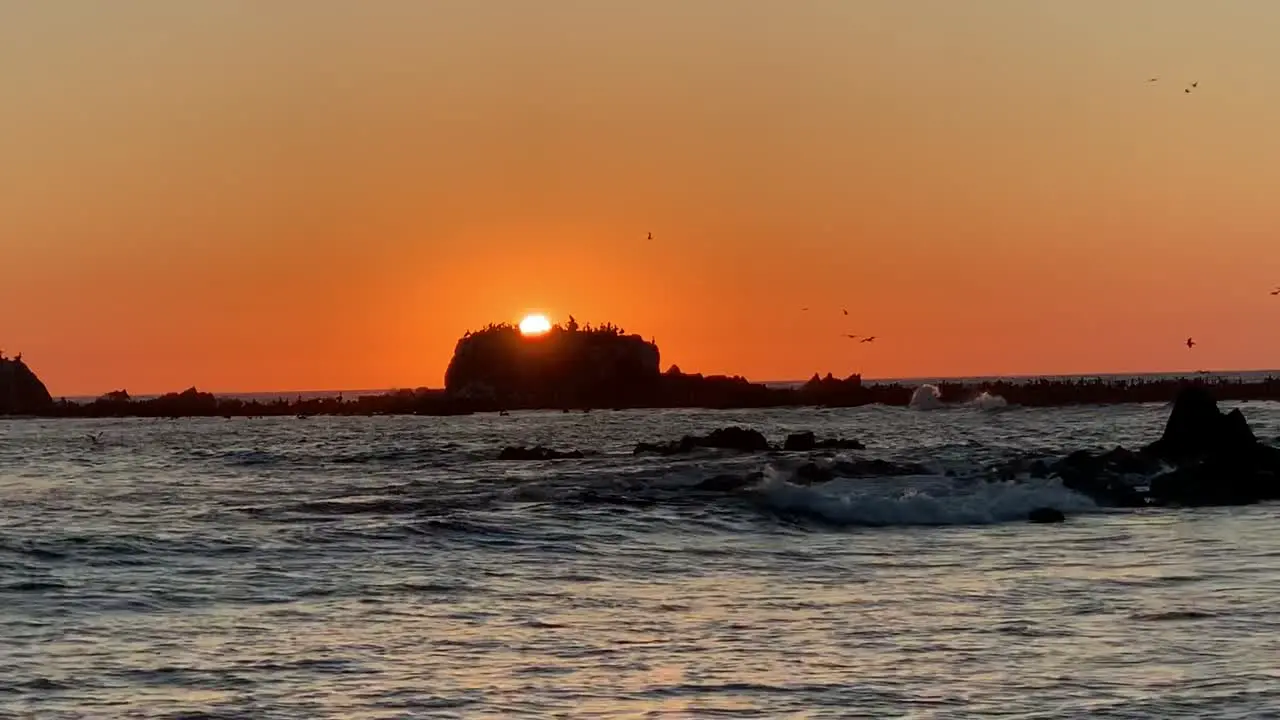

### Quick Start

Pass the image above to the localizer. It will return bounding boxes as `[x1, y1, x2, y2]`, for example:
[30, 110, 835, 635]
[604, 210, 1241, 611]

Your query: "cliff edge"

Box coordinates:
[0, 354, 54, 415]
[444, 318, 660, 407]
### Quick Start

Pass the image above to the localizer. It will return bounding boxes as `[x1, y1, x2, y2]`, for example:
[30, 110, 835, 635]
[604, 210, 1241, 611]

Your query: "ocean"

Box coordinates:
[4, 398, 1280, 718]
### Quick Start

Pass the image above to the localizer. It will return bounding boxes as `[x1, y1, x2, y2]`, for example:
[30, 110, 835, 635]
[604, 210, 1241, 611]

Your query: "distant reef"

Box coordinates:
[0, 354, 54, 415]
[5, 320, 1280, 418]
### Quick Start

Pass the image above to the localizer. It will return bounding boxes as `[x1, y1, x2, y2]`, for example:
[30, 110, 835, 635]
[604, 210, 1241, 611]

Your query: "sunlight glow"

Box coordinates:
[518, 314, 552, 336]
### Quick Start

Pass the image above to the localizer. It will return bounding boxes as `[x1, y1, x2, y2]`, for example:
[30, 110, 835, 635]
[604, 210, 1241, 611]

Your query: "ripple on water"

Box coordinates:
[3, 405, 1280, 717]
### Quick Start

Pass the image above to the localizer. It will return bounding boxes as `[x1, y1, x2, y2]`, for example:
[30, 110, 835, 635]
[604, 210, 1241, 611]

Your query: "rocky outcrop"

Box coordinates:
[0, 356, 53, 415]
[782, 431, 865, 452]
[445, 320, 660, 408]
[1044, 385, 1280, 508]
[1142, 386, 1280, 506]
[634, 427, 771, 455]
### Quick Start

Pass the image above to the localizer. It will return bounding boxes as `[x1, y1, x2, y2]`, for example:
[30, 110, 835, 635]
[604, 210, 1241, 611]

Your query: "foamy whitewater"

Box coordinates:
[5, 399, 1280, 717]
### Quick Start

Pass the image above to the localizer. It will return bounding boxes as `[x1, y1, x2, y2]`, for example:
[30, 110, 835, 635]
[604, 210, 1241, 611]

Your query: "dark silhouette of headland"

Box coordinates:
[0, 353, 53, 415]
[4, 318, 1280, 417]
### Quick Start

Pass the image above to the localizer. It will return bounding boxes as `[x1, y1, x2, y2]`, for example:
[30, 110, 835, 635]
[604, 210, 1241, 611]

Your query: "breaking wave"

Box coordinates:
[754, 468, 1097, 526]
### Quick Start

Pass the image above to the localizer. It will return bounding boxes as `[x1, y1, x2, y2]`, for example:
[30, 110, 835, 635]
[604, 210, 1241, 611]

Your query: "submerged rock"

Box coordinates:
[1028, 507, 1065, 524]
[782, 431, 865, 452]
[634, 426, 770, 455]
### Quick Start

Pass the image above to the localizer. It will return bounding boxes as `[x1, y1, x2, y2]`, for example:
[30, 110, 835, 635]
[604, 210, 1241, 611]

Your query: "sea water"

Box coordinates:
[3, 400, 1280, 718]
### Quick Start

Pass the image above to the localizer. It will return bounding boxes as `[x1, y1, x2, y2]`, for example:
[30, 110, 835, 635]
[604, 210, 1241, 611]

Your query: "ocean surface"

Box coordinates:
[4, 397, 1280, 718]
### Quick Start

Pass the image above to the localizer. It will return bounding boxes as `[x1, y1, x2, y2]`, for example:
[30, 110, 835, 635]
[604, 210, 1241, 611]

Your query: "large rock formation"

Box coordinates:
[444, 319, 661, 407]
[0, 355, 54, 415]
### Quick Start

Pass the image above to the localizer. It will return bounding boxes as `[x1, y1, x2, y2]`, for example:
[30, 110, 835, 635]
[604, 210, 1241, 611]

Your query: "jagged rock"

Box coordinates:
[1142, 386, 1280, 506]
[1028, 507, 1065, 523]
[0, 357, 53, 415]
[782, 431, 866, 452]
[634, 427, 770, 455]
[497, 446, 585, 461]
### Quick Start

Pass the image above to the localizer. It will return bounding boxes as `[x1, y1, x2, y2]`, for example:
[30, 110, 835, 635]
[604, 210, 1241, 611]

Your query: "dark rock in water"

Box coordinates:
[498, 445, 584, 461]
[793, 462, 835, 485]
[783, 431, 867, 452]
[783, 431, 817, 452]
[1144, 385, 1257, 461]
[702, 427, 770, 452]
[634, 426, 769, 455]
[1141, 386, 1280, 506]
[1028, 507, 1065, 524]
[0, 356, 54, 415]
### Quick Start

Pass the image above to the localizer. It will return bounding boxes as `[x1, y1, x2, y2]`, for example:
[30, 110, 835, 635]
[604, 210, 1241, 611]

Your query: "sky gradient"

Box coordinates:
[3, 1, 1279, 396]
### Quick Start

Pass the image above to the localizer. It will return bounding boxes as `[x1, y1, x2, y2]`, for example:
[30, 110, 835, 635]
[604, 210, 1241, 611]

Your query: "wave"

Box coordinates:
[908, 384, 1009, 411]
[754, 468, 1097, 527]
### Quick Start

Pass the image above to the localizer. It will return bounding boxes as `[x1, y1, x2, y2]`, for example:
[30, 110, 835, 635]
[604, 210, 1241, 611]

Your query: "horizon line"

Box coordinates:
[55, 367, 1280, 401]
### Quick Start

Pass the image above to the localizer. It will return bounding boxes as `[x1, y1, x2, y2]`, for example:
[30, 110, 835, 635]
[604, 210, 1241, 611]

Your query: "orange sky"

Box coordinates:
[3, 1, 1279, 396]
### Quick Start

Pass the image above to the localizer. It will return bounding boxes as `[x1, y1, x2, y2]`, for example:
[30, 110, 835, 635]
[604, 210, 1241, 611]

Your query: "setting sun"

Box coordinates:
[518, 314, 552, 336]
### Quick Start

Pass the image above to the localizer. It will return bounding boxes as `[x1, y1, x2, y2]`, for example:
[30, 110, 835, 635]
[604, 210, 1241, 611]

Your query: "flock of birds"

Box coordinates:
[1146, 76, 1198, 93]
[1187, 287, 1280, 351]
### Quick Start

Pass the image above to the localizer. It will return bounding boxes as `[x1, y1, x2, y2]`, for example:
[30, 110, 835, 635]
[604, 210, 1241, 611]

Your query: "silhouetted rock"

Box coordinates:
[0, 356, 53, 415]
[1028, 507, 1065, 523]
[793, 462, 836, 485]
[634, 427, 770, 455]
[497, 446, 585, 461]
[445, 320, 660, 408]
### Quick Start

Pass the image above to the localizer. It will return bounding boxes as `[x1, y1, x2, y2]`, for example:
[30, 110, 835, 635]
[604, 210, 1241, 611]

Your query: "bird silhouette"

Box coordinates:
[844, 334, 860, 340]
[1185, 88, 1192, 94]
[1270, 287, 1280, 296]
[861, 336, 876, 343]
[646, 232, 653, 240]
[801, 307, 809, 312]
[842, 308, 848, 315]
[1186, 337, 1195, 349]
[1147, 77, 1159, 82]
[1190, 81, 1198, 88]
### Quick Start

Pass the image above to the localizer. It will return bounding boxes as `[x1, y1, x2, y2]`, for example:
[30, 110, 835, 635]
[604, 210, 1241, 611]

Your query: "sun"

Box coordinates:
[518, 313, 552, 336]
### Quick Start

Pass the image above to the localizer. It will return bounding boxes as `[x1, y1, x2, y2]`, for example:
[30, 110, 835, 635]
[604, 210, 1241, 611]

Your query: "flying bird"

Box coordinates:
[1185, 88, 1192, 94]
[1186, 337, 1195, 349]
[1190, 81, 1198, 88]
[801, 307, 809, 311]
[844, 334, 860, 340]
[1147, 77, 1159, 82]
[842, 308, 849, 316]
[861, 336, 876, 343]
[647, 232, 653, 240]
[1269, 287, 1279, 296]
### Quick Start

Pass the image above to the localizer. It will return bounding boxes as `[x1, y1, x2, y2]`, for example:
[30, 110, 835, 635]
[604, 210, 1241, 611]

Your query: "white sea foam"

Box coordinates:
[755, 468, 1097, 526]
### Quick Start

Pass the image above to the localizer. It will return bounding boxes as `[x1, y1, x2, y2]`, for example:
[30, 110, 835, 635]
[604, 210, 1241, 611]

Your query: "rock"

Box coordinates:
[782, 431, 866, 452]
[633, 427, 770, 455]
[0, 356, 54, 415]
[793, 462, 835, 485]
[444, 319, 661, 408]
[783, 431, 816, 452]
[1141, 386, 1280, 506]
[497, 445, 584, 461]
[1144, 385, 1257, 462]
[1028, 507, 1065, 524]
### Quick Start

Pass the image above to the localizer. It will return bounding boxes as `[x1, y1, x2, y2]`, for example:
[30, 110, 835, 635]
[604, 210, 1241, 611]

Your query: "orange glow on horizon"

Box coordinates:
[3, 2, 1280, 397]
